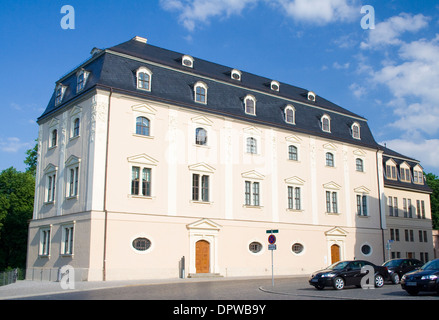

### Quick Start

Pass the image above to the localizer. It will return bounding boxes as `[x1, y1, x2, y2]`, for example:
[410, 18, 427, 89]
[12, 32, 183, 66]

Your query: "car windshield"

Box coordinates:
[421, 260, 439, 271]
[383, 260, 401, 267]
[327, 261, 350, 270]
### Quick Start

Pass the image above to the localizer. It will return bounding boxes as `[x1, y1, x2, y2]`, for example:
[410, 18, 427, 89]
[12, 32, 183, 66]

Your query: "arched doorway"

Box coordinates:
[331, 244, 341, 264]
[196, 240, 210, 273]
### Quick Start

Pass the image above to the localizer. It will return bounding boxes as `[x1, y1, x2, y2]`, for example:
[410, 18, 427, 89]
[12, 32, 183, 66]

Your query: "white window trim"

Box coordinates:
[76, 69, 90, 93]
[351, 122, 361, 140]
[270, 80, 280, 92]
[323, 182, 341, 215]
[284, 105, 296, 125]
[189, 163, 215, 204]
[243, 94, 257, 116]
[65, 156, 81, 199]
[127, 154, 158, 199]
[132, 104, 157, 139]
[54, 84, 67, 106]
[242, 171, 264, 208]
[69, 106, 82, 140]
[39, 225, 52, 258]
[194, 81, 208, 105]
[182, 55, 194, 68]
[231, 69, 242, 81]
[61, 222, 75, 256]
[136, 66, 153, 92]
[43, 164, 58, 204]
[321, 114, 331, 133]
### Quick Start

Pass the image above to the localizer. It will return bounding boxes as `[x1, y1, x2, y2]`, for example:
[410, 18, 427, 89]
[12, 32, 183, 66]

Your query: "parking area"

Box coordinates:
[260, 277, 439, 300]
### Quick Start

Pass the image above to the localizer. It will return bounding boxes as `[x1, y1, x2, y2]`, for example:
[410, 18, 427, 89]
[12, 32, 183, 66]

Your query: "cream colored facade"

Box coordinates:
[26, 39, 434, 282]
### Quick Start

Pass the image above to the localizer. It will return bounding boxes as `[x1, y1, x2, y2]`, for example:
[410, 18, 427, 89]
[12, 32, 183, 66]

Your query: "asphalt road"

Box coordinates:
[11, 276, 439, 301]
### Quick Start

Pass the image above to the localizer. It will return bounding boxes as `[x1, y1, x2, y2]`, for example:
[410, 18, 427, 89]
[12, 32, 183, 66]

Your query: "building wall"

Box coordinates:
[383, 186, 433, 262]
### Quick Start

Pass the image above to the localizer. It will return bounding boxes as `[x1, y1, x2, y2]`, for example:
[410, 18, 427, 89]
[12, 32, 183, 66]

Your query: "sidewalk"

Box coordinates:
[0, 275, 302, 300]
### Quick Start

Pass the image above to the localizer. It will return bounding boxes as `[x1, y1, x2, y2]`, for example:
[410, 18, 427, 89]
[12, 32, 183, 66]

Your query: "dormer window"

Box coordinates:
[351, 122, 361, 139]
[194, 81, 208, 104]
[284, 105, 295, 124]
[231, 69, 242, 81]
[136, 67, 152, 91]
[76, 69, 90, 93]
[270, 80, 280, 92]
[321, 114, 331, 132]
[244, 95, 256, 115]
[308, 91, 316, 102]
[182, 55, 194, 68]
[413, 166, 424, 184]
[385, 160, 397, 180]
[54, 84, 67, 106]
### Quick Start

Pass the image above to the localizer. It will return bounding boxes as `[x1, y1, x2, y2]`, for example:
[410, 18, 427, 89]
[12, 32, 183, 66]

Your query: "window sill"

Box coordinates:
[243, 205, 263, 209]
[133, 134, 154, 140]
[325, 211, 341, 216]
[129, 195, 154, 200]
[357, 214, 369, 218]
[190, 200, 212, 205]
[286, 209, 303, 213]
[69, 135, 80, 142]
[43, 201, 55, 206]
[66, 195, 78, 200]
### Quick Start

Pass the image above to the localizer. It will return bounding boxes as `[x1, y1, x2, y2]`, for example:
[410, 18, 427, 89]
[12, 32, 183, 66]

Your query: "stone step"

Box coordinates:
[188, 273, 223, 278]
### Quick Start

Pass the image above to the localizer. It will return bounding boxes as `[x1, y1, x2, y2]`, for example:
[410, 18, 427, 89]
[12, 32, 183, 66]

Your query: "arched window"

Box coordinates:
[285, 105, 295, 124]
[326, 152, 334, 167]
[288, 145, 298, 161]
[352, 122, 360, 139]
[247, 137, 257, 154]
[195, 127, 207, 146]
[194, 82, 207, 104]
[356, 158, 364, 172]
[244, 95, 256, 115]
[321, 115, 331, 132]
[136, 67, 152, 91]
[136, 116, 150, 136]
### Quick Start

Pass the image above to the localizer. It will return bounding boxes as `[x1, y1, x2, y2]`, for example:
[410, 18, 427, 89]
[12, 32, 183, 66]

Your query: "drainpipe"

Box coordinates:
[376, 149, 386, 262]
[102, 88, 113, 281]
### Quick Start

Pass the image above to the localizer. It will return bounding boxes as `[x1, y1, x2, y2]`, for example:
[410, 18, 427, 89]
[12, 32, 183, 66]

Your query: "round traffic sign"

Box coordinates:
[268, 234, 276, 244]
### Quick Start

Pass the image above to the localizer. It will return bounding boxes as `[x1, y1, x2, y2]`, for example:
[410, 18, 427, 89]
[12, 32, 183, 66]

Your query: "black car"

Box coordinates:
[401, 259, 439, 296]
[309, 260, 389, 290]
[382, 258, 423, 284]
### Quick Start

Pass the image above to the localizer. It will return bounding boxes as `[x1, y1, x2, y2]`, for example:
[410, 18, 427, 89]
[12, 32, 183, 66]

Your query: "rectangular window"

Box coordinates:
[326, 191, 338, 213]
[403, 198, 407, 218]
[132, 167, 140, 195]
[288, 186, 301, 210]
[416, 200, 421, 219]
[192, 174, 209, 202]
[294, 187, 301, 210]
[421, 200, 425, 219]
[69, 166, 79, 197]
[62, 225, 74, 255]
[408, 199, 412, 218]
[245, 181, 260, 206]
[46, 173, 56, 202]
[40, 228, 51, 256]
[288, 186, 293, 209]
[388, 196, 393, 216]
[394, 197, 398, 217]
[142, 168, 151, 197]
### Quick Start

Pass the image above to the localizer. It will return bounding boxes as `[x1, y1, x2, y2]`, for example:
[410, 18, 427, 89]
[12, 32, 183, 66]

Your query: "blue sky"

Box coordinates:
[0, 0, 438, 175]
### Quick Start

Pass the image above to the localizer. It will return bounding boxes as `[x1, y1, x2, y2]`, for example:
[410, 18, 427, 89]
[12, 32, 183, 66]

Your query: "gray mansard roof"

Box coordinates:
[39, 37, 380, 149]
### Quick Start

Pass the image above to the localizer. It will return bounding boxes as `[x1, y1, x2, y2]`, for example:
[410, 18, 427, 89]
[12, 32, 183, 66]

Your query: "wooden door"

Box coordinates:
[196, 240, 210, 273]
[331, 244, 340, 264]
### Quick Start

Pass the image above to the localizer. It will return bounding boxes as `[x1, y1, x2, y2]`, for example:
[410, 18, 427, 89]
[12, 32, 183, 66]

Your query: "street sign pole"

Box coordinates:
[266, 229, 278, 287]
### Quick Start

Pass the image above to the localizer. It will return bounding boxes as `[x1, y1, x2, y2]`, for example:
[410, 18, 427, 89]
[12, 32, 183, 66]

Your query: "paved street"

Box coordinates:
[5, 276, 438, 301]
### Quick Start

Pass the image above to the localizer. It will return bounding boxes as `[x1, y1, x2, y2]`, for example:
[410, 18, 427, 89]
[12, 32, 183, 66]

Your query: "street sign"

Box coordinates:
[268, 234, 276, 244]
[268, 244, 277, 250]
[266, 229, 279, 234]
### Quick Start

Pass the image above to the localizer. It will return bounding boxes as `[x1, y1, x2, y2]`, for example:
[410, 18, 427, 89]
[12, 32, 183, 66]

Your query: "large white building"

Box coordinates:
[26, 36, 434, 281]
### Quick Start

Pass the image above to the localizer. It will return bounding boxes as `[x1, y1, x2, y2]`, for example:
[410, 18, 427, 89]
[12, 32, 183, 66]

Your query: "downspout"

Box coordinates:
[102, 88, 113, 281]
[376, 149, 386, 262]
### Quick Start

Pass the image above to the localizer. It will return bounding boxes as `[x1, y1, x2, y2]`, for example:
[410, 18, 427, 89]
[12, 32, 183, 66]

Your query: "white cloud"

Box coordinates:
[160, 0, 259, 31]
[382, 138, 439, 171]
[0, 137, 31, 153]
[274, 0, 359, 25]
[160, 0, 360, 31]
[349, 82, 366, 98]
[360, 13, 430, 49]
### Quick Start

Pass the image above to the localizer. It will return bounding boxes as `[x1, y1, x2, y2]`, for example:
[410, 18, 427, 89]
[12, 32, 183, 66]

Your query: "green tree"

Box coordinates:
[0, 167, 35, 270]
[425, 173, 439, 230]
[24, 140, 38, 177]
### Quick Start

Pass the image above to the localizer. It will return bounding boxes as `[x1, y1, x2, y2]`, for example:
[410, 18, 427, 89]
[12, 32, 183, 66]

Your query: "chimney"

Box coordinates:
[132, 36, 148, 44]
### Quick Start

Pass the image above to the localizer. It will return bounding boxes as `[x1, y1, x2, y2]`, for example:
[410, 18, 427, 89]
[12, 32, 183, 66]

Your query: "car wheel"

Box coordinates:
[375, 274, 384, 288]
[391, 273, 400, 284]
[333, 277, 345, 290]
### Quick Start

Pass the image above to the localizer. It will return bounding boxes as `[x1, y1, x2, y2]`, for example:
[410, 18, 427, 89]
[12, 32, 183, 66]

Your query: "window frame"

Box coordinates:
[284, 105, 296, 125]
[136, 116, 150, 136]
[136, 67, 153, 92]
[351, 122, 361, 139]
[245, 180, 261, 207]
[39, 226, 52, 257]
[65, 156, 80, 200]
[288, 145, 298, 161]
[194, 81, 208, 104]
[131, 166, 152, 197]
[325, 152, 334, 167]
[321, 114, 331, 132]
[76, 69, 90, 93]
[244, 95, 256, 116]
[61, 223, 75, 256]
[192, 173, 210, 203]
[195, 127, 208, 146]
